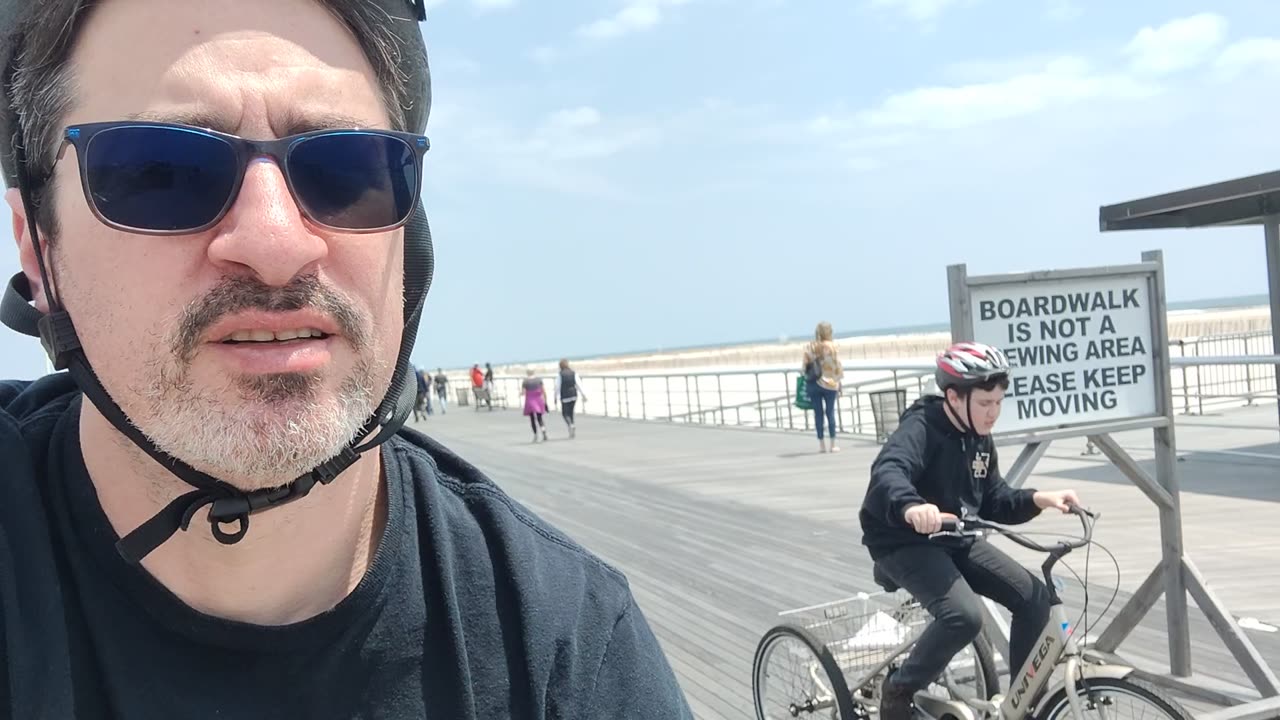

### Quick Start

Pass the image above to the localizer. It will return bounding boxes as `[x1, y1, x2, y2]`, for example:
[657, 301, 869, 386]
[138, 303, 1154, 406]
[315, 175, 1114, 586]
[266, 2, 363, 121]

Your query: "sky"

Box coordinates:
[2, 0, 1280, 378]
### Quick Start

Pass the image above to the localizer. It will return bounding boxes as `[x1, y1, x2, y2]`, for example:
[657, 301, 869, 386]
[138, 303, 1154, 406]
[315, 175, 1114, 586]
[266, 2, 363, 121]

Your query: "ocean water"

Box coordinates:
[499, 294, 1271, 369]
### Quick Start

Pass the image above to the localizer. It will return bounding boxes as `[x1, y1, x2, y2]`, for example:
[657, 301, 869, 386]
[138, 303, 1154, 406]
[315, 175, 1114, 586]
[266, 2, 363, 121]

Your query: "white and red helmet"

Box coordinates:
[936, 341, 1011, 392]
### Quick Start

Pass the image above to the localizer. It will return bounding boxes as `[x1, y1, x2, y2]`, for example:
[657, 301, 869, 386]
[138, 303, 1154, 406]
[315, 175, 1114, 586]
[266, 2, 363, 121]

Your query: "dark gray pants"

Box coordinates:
[876, 540, 1051, 692]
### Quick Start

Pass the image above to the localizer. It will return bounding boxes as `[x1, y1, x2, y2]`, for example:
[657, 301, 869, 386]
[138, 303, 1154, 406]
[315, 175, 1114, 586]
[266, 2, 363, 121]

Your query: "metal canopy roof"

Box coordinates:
[1099, 169, 1280, 231]
[1099, 169, 1280, 436]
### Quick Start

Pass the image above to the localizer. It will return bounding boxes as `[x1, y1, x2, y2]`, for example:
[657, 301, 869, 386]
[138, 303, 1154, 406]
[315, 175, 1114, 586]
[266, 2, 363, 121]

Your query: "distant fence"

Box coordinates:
[1170, 331, 1277, 415]
[447, 331, 1278, 439]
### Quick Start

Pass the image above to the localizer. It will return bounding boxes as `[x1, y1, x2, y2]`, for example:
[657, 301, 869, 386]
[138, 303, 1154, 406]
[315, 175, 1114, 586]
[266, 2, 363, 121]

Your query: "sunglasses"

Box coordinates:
[56, 121, 430, 235]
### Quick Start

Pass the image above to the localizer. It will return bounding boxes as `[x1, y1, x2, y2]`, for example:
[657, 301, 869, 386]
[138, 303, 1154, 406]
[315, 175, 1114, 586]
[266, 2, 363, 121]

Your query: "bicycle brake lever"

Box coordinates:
[928, 530, 985, 540]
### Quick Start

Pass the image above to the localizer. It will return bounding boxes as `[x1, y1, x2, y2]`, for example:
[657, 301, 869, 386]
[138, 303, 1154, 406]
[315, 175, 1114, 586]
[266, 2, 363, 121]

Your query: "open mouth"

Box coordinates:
[219, 328, 333, 345]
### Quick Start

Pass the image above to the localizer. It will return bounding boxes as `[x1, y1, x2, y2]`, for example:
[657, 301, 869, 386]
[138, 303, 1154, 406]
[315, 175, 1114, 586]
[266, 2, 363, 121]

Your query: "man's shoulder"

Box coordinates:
[387, 428, 632, 599]
[0, 373, 78, 437]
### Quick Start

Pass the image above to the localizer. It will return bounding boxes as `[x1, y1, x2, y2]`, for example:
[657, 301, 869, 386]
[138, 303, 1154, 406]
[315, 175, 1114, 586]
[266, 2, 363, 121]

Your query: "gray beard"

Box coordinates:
[132, 355, 385, 492]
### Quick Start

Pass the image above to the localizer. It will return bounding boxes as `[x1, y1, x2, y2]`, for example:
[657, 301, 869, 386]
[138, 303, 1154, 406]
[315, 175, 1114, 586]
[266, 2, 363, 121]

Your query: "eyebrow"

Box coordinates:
[125, 109, 381, 137]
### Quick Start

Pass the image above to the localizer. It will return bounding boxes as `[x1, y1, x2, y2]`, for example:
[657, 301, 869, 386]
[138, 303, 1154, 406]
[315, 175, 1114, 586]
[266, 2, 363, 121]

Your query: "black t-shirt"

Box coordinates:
[0, 374, 692, 719]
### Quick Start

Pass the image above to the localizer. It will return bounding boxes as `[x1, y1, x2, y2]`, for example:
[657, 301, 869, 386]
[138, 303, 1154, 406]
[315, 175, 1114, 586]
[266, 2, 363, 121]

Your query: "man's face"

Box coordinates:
[28, 0, 405, 489]
[949, 386, 1005, 436]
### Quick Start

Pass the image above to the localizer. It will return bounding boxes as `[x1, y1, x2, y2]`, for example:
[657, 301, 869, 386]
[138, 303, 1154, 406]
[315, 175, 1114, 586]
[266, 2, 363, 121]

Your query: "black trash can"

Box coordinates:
[868, 389, 907, 444]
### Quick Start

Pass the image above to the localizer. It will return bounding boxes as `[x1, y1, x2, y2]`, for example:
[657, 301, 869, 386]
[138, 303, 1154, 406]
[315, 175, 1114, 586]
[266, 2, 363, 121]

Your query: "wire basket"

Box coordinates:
[778, 590, 930, 675]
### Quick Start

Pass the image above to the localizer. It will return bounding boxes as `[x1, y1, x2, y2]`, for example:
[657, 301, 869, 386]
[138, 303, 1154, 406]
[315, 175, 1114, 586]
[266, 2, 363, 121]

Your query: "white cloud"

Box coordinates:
[530, 107, 658, 161]
[419, 0, 516, 14]
[835, 132, 918, 153]
[1045, 0, 1081, 22]
[578, 0, 692, 40]
[430, 102, 661, 196]
[845, 157, 882, 172]
[1214, 37, 1280, 79]
[856, 57, 1157, 131]
[580, 5, 661, 39]
[942, 54, 1063, 83]
[547, 106, 602, 129]
[530, 45, 560, 64]
[1125, 13, 1228, 75]
[435, 53, 481, 74]
[799, 13, 1268, 180]
[869, 0, 965, 23]
[808, 114, 850, 134]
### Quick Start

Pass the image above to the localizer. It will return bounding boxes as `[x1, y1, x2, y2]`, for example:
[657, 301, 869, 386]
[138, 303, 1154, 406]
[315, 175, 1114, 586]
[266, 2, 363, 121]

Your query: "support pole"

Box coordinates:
[1265, 216, 1280, 434]
[1144, 249, 1192, 677]
[1182, 556, 1280, 696]
[1002, 441, 1049, 489]
[1093, 562, 1166, 653]
[1086, 434, 1174, 510]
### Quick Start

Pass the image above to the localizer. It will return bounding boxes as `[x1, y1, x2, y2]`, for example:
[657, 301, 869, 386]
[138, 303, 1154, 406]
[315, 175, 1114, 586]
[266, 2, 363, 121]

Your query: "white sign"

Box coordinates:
[968, 274, 1157, 434]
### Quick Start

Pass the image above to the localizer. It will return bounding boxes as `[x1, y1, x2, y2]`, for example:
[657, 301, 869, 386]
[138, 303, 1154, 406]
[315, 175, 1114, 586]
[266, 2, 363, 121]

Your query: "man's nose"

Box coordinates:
[205, 159, 329, 286]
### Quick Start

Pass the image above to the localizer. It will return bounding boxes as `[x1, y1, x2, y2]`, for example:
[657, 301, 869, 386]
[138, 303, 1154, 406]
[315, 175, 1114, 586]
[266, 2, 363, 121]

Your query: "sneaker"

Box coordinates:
[879, 676, 914, 720]
[542, 431, 549, 441]
[569, 425, 576, 439]
[830, 445, 841, 453]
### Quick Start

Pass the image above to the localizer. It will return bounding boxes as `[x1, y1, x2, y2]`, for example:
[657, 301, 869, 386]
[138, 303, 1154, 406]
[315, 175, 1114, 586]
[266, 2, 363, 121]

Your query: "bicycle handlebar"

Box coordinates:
[934, 504, 1096, 554]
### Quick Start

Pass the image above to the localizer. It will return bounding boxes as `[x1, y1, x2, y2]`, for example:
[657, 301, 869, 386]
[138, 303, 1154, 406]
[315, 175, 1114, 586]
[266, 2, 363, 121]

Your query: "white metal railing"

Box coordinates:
[1169, 331, 1278, 415]
[472, 346, 1278, 439]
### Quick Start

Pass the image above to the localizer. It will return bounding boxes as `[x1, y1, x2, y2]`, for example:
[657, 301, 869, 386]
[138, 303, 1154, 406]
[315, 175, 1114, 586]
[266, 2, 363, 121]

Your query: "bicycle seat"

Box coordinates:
[872, 564, 900, 593]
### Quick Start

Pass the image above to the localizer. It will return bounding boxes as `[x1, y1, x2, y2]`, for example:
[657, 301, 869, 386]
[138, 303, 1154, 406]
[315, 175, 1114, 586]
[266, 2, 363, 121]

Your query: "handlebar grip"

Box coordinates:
[939, 518, 959, 532]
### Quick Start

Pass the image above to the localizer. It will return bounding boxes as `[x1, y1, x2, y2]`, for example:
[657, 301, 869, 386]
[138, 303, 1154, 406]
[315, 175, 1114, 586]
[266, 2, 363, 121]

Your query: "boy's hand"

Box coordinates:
[1033, 489, 1082, 512]
[903, 503, 944, 534]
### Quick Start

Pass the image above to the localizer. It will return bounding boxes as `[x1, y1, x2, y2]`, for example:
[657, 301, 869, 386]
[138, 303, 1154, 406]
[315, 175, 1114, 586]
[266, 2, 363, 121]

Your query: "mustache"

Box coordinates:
[174, 274, 367, 362]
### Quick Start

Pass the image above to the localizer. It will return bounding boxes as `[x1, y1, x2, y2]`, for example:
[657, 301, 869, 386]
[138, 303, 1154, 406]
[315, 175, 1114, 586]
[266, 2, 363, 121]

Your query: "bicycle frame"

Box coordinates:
[914, 509, 1135, 720]
[1006, 603, 1076, 719]
[915, 602, 1075, 720]
[832, 598, 987, 703]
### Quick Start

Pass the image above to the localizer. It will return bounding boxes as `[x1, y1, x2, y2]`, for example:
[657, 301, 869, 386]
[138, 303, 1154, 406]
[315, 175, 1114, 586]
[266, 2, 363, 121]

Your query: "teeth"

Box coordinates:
[226, 328, 326, 343]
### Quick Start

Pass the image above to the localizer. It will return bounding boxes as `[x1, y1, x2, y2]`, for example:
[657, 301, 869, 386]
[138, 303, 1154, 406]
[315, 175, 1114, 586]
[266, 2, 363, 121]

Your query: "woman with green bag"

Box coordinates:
[802, 322, 844, 453]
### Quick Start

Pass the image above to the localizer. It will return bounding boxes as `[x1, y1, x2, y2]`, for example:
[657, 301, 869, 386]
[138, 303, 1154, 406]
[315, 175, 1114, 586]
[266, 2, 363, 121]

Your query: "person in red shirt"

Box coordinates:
[471, 364, 492, 410]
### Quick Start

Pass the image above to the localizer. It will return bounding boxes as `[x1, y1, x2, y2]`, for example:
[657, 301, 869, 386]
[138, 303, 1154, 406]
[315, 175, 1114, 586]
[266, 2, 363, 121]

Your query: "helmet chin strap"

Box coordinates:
[944, 390, 980, 436]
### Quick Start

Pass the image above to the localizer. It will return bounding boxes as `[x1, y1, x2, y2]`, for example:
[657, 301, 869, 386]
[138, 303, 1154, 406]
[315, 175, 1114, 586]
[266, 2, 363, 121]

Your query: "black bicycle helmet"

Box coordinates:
[0, 0, 435, 563]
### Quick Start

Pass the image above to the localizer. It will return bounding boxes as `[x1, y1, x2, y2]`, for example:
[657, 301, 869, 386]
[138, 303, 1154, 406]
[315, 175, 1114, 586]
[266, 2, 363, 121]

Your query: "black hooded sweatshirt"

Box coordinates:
[860, 395, 1041, 559]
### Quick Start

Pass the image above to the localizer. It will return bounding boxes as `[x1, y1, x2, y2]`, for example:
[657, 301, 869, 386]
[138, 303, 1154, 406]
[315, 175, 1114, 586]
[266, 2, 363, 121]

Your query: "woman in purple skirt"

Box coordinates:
[521, 369, 550, 442]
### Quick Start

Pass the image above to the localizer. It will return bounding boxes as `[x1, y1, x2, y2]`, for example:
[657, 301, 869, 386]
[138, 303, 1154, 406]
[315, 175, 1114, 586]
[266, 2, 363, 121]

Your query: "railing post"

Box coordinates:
[785, 371, 795, 431]
[625, 377, 632, 419]
[695, 375, 702, 420]
[716, 374, 725, 426]
[1245, 336, 1256, 405]
[684, 376, 691, 423]
[1193, 341, 1204, 415]
[755, 373, 764, 428]
[664, 375, 672, 420]
[640, 376, 647, 420]
[1178, 340, 1191, 415]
